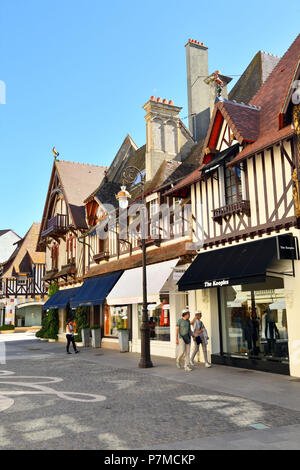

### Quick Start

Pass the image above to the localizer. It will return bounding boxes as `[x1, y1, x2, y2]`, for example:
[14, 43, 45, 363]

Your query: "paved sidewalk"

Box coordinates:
[1, 338, 300, 450]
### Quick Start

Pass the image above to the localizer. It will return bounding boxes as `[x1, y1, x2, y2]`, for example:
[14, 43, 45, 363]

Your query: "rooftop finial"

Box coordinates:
[52, 146, 60, 161]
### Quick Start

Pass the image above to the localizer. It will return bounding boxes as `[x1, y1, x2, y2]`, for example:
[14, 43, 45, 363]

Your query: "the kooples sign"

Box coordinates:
[204, 279, 229, 288]
[277, 235, 297, 260]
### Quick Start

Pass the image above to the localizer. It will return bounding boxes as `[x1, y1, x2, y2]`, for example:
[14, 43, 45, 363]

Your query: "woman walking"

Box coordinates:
[66, 319, 80, 355]
[190, 312, 211, 368]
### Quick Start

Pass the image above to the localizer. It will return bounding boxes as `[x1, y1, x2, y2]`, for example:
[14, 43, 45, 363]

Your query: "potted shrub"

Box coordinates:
[117, 318, 129, 353]
[0, 324, 15, 334]
[75, 306, 90, 347]
[91, 325, 101, 348]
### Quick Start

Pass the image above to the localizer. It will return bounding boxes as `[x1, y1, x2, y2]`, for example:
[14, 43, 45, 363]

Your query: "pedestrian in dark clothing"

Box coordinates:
[66, 319, 80, 354]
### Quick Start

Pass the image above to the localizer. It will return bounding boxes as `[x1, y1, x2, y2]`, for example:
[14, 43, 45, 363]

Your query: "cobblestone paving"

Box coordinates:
[1, 346, 300, 449]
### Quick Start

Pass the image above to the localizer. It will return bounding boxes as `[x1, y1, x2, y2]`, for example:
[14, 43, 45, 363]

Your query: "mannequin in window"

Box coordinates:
[231, 307, 247, 353]
[245, 308, 259, 355]
[264, 307, 280, 355]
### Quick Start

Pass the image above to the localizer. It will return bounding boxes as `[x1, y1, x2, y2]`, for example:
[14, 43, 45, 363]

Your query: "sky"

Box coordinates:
[0, 0, 299, 237]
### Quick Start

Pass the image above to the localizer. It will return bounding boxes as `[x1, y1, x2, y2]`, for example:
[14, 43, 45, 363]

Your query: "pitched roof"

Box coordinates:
[3, 223, 45, 278]
[229, 51, 280, 104]
[55, 160, 107, 227]
[231, 34, 300, 164]
[86, 145, 146, 208]
[217, 100, 260, 143]
[0, 230, 10, 237]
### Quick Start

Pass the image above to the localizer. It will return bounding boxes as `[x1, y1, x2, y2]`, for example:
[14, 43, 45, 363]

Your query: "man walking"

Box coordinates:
[66, 319, 80, 355]
[176, 309, 193, 372]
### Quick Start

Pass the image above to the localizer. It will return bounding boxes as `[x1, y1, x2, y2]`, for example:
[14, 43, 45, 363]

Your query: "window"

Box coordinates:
[138, 299, 170, 342]
[104, 305, 128, 337]
[51, 244, 59, 270]
[221, 277, 288, 363]
[149, 198, 159, 236]
[66, 236, 76, 264]
[224, 165, 242, 205]
[98, 236, 108, 254]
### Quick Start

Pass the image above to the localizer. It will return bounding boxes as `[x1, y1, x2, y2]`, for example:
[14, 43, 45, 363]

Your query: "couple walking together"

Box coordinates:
[176, 309, 211, 372]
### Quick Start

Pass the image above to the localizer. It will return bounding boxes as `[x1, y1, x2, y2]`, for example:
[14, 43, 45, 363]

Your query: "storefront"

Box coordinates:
[178, 234, 299, 375]
[70, 271, 123, 347]
[15, 302, 44, 327]
[43, 287, 81, 337]
[106, 259, 185, 357]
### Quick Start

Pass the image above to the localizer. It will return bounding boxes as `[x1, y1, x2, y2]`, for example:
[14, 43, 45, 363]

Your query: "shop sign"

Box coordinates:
[277, 235, 297, 260]
[204, 279, 229, 288]
[173, 268, 186, 281]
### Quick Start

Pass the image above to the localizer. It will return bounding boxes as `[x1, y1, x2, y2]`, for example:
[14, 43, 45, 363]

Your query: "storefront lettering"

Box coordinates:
[204, 279, 229, 288]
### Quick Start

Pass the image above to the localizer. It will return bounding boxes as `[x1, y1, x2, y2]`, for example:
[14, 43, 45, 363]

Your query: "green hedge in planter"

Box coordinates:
[75, 306, 89, 341]
[36, 282, 59, 339]
[0, 324, 15, 331]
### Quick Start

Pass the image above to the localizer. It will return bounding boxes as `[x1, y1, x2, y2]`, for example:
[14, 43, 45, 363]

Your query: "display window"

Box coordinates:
[221, 277, 288, 363]
[104, 305, 129, 337]
[138, 300, 170, 342]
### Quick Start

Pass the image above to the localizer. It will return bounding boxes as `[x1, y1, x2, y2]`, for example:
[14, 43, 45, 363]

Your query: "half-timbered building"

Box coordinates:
[0, 223, 46, 327]
[37, 159, 107, 337]
[168, 34, 300, 376]
[69, 96, 200, 357]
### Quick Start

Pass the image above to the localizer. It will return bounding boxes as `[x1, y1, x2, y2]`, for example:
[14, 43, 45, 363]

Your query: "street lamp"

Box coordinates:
[116, 167, 153, 369]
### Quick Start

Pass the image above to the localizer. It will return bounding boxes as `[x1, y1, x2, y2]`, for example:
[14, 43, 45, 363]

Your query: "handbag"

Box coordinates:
[196, 336, 202, 345]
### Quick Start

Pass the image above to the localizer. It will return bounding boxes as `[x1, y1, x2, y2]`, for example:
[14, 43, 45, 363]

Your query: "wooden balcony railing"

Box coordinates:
[93, 252, 110, 263]
[41, 214, 69, 238]
[212, 200, 251, 224]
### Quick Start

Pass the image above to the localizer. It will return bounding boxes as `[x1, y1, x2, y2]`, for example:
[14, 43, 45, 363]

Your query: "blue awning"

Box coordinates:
[70, 271, 123, 308]
[43, 288, 81, 310]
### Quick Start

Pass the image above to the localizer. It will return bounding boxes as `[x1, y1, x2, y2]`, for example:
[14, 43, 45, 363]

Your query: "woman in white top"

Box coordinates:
[190, 312, 211, 368]
[66, 319, 79, 355]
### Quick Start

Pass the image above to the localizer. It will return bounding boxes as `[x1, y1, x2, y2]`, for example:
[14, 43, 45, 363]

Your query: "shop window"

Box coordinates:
[220, 277, 288, 364]
[138, 300, 170, 342]
[104, 305, 128, 337]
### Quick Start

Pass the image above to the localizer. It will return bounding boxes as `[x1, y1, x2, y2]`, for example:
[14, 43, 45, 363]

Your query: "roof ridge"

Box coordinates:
[223, 99, 261, 110]
[57, 160, 108, 169]
[259, 50, 281, 59]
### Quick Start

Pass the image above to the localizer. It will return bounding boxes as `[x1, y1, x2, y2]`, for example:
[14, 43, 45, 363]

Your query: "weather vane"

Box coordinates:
[52, 146, 60, 160]
[204, 70, 224, 98]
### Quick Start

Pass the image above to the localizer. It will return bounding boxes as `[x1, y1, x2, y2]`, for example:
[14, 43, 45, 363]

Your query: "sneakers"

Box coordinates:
[205, 362, 212, 368]
[190, 360, 195, 366]
[176, 361, 182, 369]
[75, 350, 80, 354]
[184, 366, 193, 372]
[67, 352, 72, 355]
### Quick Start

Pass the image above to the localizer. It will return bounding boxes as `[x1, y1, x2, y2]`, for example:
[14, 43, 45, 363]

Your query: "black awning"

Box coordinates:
[178, 237, 278, 291]
[202, 143, 240, 174]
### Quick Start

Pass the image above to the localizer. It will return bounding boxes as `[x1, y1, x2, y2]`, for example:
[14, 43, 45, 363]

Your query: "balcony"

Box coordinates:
[41, 214, 69, 238]
[212, 200, 251, 224]
[93, 252, 110, 263]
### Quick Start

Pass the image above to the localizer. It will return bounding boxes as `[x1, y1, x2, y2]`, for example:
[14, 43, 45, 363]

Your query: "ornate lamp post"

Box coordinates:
[116, 166, 153, 369]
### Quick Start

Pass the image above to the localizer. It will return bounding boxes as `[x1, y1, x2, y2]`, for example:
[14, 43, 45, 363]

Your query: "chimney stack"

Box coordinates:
[186, 39, 210, 142]
[185, 39, 232, 142]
